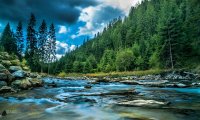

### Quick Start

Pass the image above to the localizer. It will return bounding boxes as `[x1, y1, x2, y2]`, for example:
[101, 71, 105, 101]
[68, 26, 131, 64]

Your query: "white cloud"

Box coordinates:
[71, 34, 77, 39]
[77, 5, 108, 37]
[58, 26, 68, 34]
[100, 0, 141, 15]
[56, 41, 76, 59]
[70, 45, 76, 51]
[77, 0, 141, 37]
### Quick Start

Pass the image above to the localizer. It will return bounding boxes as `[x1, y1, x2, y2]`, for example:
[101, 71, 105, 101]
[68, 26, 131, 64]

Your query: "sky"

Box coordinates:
[0, 0, 141, 59]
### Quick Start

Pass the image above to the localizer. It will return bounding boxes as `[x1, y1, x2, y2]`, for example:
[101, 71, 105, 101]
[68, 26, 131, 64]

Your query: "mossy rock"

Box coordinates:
[11, 79, 32, 90]
[10, 59, 21, 66]
[1, 60, 12, 67]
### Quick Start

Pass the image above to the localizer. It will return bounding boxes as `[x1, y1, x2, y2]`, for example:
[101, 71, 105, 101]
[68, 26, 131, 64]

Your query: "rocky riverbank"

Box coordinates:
[0, 52, 43, 94]
[87, 71, 200, 88]
[54, 70, 200, 88]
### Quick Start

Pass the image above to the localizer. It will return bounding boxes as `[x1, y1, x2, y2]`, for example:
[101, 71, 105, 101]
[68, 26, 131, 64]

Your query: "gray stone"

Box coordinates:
[9, 66, 22, 73]
[29, 73, 38, 78]
[0, 64, 6, 72]
[29, 78, 43, 87]
[0, 86, 16, 94]
[117, 99, 168, 108]
[12, 70, 26, 79]
[1, 60, 12, 67]
[11, 79, 32, 90]
[0, 73, 8, 80]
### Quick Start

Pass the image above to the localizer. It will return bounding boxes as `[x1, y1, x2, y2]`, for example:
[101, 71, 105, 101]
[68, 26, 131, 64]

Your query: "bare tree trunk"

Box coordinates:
[169, 38, 174, 69]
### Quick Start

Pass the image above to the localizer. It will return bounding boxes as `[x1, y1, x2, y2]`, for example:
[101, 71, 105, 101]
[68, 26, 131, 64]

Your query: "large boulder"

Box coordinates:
[29, 78, 43, 87]
[12, 70, 26, 79]
[11, 78, 43, 90]
[0, 64, 14, 83]
[0, 86, 16, 94]
[1, 60, 12, 67]
[9, 66, 22, 73]
[10, 59, 20, 66]
[11, 79, 32, 90]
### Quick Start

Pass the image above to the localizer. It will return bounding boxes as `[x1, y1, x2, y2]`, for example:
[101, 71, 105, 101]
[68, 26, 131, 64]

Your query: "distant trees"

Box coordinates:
[53, 0, 200, 74]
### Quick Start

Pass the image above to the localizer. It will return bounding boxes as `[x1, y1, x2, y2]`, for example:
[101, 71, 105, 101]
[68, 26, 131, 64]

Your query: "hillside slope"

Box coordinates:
[52, 0, 200, 74]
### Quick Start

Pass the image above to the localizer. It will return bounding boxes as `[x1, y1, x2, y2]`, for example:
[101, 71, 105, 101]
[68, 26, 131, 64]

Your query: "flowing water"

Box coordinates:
[0, 78, 200, 120]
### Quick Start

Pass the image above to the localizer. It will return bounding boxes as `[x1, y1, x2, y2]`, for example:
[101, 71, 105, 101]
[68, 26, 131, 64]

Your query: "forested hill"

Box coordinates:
[52, 0, 200, 74]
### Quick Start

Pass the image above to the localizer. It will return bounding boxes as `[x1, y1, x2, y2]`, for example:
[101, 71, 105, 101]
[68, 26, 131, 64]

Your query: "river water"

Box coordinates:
[0, 78, 200, 120]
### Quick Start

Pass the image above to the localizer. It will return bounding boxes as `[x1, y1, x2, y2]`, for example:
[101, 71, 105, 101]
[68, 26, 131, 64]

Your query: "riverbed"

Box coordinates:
[0, 78, 200, 120]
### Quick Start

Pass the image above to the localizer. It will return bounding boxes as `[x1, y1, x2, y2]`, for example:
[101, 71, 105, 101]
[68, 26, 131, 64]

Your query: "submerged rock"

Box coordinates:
[117, 99, 168, 108]
[47, 81, 57, 88]
[84, 85, 92, 89]
[120, 80, 139, 85]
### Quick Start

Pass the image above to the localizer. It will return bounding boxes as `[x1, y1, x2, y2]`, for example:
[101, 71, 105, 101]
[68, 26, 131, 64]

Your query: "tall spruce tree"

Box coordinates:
[15, 21, 24, 60]
[26, 13, 37, 70]
[38, 20, 48, 72]
[48, 23, 56, 62]
[45, 23, 56, 74]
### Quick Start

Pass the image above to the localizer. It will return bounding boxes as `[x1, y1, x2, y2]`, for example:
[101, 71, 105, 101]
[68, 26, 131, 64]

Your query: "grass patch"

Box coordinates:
[85, 69, 169, 78]
[57, 72, 84, 77]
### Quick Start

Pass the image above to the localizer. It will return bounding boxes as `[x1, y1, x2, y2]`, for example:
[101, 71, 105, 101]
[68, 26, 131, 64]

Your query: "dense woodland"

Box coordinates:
[52, 0, 200, 74]
[0, 0, 200, 75]
[0, 14, 56, 73]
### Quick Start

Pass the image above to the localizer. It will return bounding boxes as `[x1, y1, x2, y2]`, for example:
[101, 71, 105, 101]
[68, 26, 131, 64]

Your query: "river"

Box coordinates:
[0, 78, 200, 120]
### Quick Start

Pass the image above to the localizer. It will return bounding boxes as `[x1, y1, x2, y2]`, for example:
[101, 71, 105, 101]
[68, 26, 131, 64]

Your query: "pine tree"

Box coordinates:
[26, 13, 37, 70]
[38, 20, 48, 72]
[15, 21, 24, 60]
[45, 23, 57, 74]
[0, 23, 17, 54]
[160, 17, 182, 69]
[48, 23, 56, 63]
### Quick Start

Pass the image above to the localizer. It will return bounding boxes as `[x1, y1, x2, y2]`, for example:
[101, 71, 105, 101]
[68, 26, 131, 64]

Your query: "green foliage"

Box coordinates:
[116, 49, 134, 71]
[51, 0, 200, 73]
[98, 50, 115, 72]
[0, 23, 17, 55]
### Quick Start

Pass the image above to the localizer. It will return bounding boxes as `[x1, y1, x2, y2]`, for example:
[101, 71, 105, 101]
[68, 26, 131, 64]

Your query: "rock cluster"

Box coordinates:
[0, 52, 43, 94]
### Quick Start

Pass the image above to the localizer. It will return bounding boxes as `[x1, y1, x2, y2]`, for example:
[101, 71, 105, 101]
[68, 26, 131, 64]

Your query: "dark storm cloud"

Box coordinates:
[0, 0, 98, 24]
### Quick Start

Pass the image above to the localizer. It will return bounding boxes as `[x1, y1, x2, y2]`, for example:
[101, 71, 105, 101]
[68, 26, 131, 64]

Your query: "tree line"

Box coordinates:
[51, 0, 200, 74]
[0, 13, 56, 72]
